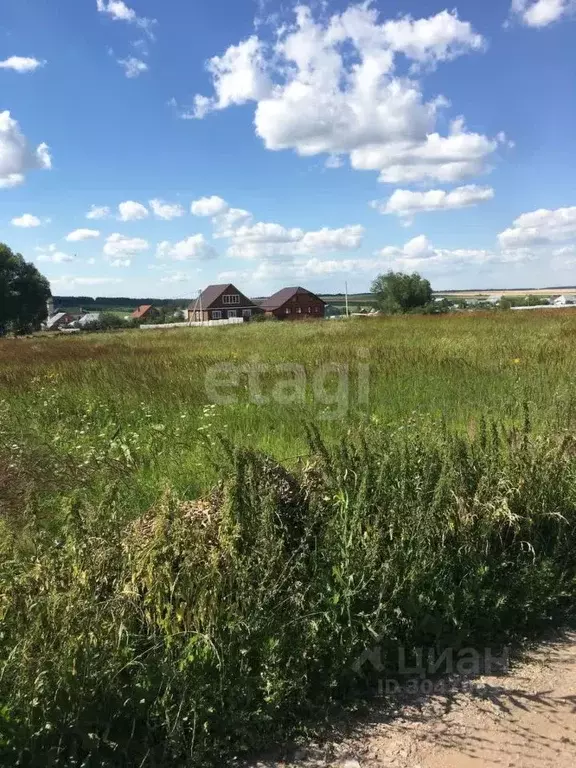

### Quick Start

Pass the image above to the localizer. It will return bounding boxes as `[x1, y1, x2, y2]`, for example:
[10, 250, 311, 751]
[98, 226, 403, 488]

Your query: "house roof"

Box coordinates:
[45, 312, 69, 329]
[260, 286, 326, 311]
[132, 305, 154, 319]
[78, 312, 101, 327]
[188, 283, 258, 310]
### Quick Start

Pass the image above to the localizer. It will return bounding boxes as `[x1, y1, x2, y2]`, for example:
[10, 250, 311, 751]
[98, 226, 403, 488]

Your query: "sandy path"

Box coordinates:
[252, 632, 576, 768]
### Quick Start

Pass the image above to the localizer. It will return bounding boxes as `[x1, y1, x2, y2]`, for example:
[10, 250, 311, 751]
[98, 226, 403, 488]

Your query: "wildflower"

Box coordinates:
[512, 358, 521, 364]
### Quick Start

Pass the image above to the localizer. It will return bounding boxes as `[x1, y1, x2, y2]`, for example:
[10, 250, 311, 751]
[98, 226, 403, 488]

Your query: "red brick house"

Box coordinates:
[131, 305, 160, 321]
[260, 287, 326, 320]
[187, 284, 263, 322]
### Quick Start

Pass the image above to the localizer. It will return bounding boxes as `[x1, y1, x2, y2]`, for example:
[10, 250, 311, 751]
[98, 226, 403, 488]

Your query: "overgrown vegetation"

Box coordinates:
[2, 313, 576, 765]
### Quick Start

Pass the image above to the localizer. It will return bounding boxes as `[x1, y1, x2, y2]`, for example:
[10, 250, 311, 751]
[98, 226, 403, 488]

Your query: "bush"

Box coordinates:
[251, 313, 277, 322]
[1, 415, 576, 765]
[83, 312, 137, 332]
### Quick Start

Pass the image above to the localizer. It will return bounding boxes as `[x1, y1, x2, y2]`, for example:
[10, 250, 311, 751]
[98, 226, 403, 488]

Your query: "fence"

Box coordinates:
[140, 317, 245, 330]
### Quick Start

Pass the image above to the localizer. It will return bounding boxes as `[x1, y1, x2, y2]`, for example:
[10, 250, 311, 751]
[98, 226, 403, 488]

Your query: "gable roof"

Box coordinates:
[188, 284, 257, 310]
[78, 312, 102, 327]
[260, 286, 326, 311]
[132, 305, 154, 319]
[46, 312, 70, 329]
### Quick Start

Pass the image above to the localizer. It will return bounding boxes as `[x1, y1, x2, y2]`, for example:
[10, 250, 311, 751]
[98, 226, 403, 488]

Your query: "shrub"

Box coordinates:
[1, 416, 576, 765]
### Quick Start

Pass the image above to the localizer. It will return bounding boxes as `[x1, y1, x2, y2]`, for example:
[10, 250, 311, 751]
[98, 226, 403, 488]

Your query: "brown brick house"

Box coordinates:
[131, 305, 160, 321]
[187, 284, 263, 322]
[260, 287, 326, 320]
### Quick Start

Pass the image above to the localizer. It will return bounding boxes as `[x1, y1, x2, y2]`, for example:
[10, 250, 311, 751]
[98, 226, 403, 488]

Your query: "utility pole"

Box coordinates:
[345, 281, 350, 318]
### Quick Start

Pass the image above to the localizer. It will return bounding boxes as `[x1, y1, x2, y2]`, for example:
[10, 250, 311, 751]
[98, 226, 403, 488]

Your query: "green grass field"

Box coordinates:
[2, 313, 576, 765]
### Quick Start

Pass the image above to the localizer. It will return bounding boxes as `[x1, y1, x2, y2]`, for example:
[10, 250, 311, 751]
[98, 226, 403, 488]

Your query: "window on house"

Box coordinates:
[307, 306, 311, 313]
[194, 310, 201, 320]
[222, 294, 240, 305]
[212, 310, 222, 320]
[227, 309, 237, 318]
[296, 307, 302, 314]
[314, 306, 320, 313]
[285, 307, 291, 314]
[242, 309, 251, 317]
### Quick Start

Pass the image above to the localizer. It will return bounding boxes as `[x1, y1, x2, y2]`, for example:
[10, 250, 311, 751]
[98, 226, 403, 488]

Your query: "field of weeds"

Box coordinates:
[1, 313, 576, 765]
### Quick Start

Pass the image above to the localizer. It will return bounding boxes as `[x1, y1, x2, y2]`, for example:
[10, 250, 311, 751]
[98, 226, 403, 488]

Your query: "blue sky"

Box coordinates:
[1, 0, 576, 297]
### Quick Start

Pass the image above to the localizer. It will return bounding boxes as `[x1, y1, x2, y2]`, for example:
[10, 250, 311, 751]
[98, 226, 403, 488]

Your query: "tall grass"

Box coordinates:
[1, 314, 576, 764]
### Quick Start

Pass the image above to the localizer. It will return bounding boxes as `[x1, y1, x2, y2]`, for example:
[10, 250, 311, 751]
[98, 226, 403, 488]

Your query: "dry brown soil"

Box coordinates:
[250, 631, 576, 768]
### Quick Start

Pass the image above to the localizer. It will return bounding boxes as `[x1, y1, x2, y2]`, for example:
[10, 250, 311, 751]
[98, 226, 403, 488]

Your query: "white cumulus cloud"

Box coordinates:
[511, 0, 575, 27]
[118, 200, 149, 221]
[86, 205, 110, 220]
[97, 0, 136, 22]
[11, 213, 41, 228]
[191, 195, 230, 217]
[66, 228, 101, 242]
[117, 57, 148, 78]
[376, 184, 494, 221]
[380, 9, 485, 64]
[0, 56, 45, 73]
[37, 250, 74, 264]
[376, 234, 530, 272]
[190, 195, 364, 270]
[191, 4, 503, 185]
[213, 207, 253, 236]
[149, 199, 185, 220]
[156, 234, 218, 261]
[352, 120, 509, 184]
[0, 111, 52, 188]
[498, 206, 576, 249]
[235, 233, 531, 282]
[104, 233, 149, 267]
[96, 0, 156, 35]
[226, 220, 365, 260]
[192, 36, 271, 118]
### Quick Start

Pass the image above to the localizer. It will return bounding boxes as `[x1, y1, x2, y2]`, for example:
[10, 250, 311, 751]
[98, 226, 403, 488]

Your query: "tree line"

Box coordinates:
[53, 296, 188, 310]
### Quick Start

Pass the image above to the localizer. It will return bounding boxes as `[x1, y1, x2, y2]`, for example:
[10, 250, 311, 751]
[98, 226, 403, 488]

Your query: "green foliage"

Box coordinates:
[1, 421, 576, 765]
[0, 243, 51, 335]
[83, 312, 138, 332]
[371, 270, 432, 314]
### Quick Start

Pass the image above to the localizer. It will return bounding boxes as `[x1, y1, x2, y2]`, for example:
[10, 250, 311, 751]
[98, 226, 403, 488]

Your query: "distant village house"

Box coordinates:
[552, 294, 576, 307]
[45, 312, 74, 330]
[131, 305, 160, 321]
[187, 284, 263, 322]
[77, 312, 102, 328]
[260, 287, 326, 320]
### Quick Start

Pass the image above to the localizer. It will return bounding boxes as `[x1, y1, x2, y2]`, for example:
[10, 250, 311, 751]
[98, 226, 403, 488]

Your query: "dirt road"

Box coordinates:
[253, 632, 576, 768]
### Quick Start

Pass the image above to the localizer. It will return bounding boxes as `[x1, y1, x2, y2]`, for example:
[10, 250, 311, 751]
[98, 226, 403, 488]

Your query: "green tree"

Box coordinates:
[371, 270, 433, 314]
[0, 243, 51, 335]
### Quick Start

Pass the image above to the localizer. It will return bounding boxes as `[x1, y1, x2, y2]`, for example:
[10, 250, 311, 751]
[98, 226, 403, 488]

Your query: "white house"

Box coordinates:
[45, 312, 73, 330]
[552, 294, 576, 306]
[77, 312, 102, 328]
